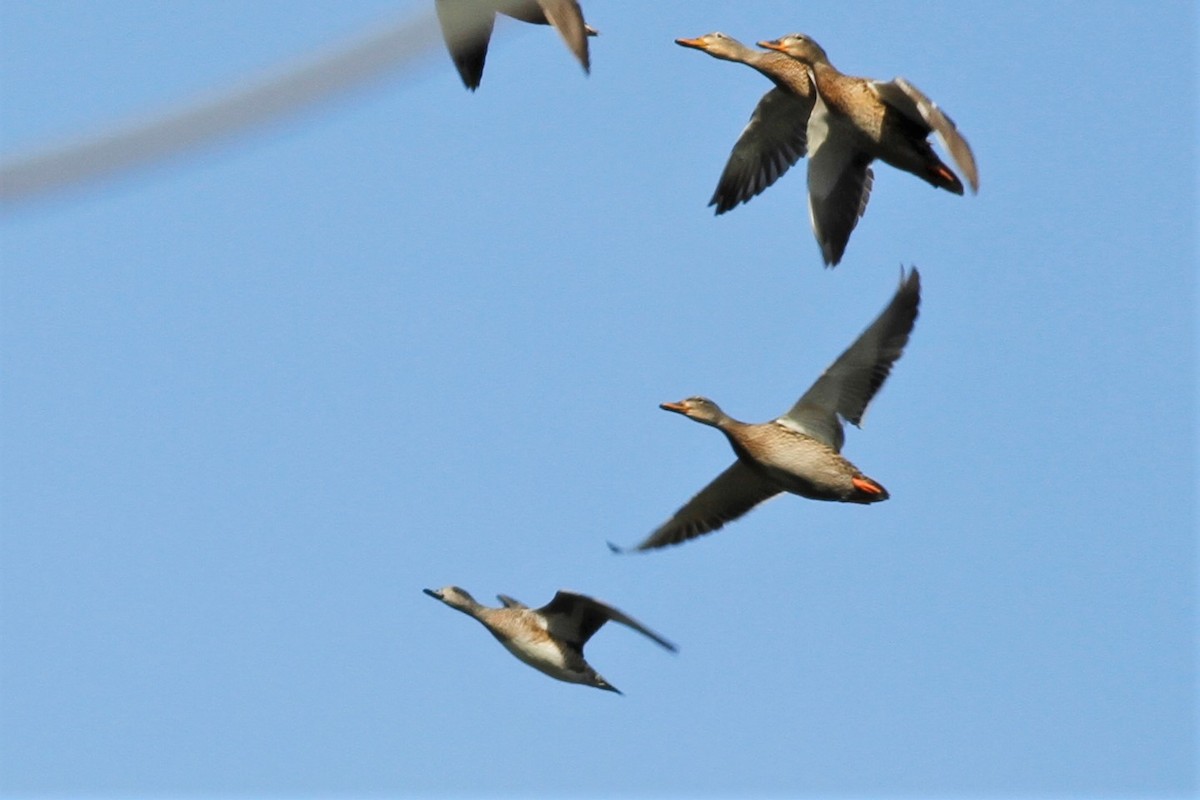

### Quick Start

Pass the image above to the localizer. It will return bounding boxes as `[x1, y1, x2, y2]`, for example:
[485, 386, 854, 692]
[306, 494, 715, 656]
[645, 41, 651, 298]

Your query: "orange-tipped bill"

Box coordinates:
[675, 37, 705, 49]
[659, 400, 690, 414]
[758, 40, 785, 53]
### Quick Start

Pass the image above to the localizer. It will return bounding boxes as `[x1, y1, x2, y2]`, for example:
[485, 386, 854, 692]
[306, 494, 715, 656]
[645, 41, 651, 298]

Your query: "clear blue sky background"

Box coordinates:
[1, 1, 1195, 796]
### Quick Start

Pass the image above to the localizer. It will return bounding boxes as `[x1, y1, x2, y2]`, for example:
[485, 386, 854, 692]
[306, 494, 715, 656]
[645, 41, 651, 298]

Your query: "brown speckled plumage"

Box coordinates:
[760, 34, 978, 266]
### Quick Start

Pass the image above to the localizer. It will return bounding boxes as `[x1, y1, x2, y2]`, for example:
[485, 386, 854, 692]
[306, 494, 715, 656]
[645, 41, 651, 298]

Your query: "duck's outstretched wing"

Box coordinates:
[541, 591, 677, 652]
[711, 88, 810, 214]
[536, 0, 591, 73]
[782, 267, 921, 450]
[617, 461, 781, 552]
[436, 0, 496, 90]
[805, 137, 874, 267]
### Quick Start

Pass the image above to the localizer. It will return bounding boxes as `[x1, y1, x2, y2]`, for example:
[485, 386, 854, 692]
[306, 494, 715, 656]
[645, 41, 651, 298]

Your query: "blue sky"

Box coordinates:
[1, 1, 1195, 796]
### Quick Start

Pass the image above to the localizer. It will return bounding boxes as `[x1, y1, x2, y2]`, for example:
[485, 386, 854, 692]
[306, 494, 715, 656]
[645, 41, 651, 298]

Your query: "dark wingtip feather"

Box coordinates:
[708, 193, 735, 215]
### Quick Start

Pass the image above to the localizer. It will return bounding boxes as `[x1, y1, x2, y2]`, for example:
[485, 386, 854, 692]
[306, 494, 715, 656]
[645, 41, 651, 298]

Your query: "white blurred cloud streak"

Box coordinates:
[0, 8, 448, 206]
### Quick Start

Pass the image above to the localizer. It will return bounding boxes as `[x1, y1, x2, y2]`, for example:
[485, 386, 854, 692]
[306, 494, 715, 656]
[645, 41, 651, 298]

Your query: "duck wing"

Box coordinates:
[536, 0, 590, 72]
[804, 89, 875, 267]
[541, 591, 677, 652]
[806, 146, 874, 266]
[872, 78, 978, 193]
[624, 461, 781, 552]
[782, 268, 921, 450]
[496, 594, 528, 609]
[710, 88, 811, 214]
[436, 0, 496, 90]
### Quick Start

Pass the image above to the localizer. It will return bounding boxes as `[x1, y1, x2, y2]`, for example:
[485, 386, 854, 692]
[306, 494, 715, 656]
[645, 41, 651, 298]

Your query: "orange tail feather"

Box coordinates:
[929, 163, 964, 195]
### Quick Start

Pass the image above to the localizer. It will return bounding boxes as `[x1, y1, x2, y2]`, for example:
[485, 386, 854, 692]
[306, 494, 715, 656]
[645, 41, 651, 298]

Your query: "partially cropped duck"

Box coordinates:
[675, 32, 828, 216]
[436, 0, 596, 90]
[423, 586, 676, 693]
[613, 267, 920, 552]
[758, 34, 978, 266]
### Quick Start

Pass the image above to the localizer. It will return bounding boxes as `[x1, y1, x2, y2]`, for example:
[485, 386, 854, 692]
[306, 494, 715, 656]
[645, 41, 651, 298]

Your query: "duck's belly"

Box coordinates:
[755, 447, 861, 502]
[501, 637, 585, 684]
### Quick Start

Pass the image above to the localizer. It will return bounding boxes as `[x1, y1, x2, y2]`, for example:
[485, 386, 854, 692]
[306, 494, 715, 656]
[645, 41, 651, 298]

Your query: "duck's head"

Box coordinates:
[674, 32, 749, 62]
[423, 585, 479, 612]
[660, 396, 730, 427]
[759, 33, 829, 64]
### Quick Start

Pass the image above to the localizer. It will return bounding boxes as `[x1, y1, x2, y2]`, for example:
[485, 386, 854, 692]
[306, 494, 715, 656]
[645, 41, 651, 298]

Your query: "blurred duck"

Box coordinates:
[614, 268, 920, 552]
[675, 32, 828, 216]
[436, 0, 596, 90]
[423, 586, 676, 693]
[759, 34, 978, 266]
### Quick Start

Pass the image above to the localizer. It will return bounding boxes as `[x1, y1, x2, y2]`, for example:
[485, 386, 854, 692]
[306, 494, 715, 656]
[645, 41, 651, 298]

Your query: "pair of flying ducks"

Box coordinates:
[428, 267, 921, 692]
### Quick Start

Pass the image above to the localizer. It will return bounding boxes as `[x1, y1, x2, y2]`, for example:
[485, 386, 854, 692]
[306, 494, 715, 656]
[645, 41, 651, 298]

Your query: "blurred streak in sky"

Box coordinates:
[0, 7, 449, 206]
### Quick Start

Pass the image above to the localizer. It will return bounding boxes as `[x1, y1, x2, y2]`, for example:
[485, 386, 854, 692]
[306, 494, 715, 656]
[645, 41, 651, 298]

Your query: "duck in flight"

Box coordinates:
[436, 0, 596, 90]
[759, 34, 978, 266]
[613, 267, 920, 552]
[423, 586, 676, 693]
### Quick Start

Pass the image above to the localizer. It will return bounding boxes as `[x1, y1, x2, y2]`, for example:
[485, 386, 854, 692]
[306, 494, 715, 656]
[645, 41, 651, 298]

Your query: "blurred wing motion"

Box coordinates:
[0, 8, 443, 206]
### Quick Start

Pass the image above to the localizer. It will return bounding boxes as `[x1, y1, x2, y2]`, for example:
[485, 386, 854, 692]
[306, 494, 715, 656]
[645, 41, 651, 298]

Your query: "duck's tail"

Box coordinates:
[925, 159, 964, 195]
[851, 475, 890, 503]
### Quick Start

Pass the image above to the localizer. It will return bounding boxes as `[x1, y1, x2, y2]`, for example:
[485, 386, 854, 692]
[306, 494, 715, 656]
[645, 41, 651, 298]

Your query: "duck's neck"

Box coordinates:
[808, 60, 841, 85]
[745, 51, 813, 93]
[699, 409, 747, 436]
[449, 597, 486, 619]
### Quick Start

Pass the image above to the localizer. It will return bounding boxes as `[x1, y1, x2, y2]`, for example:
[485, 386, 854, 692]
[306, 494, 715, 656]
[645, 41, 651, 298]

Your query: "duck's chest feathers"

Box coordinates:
[814, 67, 883, 138]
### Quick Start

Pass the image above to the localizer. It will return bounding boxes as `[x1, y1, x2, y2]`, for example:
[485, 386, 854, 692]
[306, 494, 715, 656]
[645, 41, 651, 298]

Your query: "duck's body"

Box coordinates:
[720, 417, 887, 502]
[805, 57, 967, 193]
[616, 267, 919, 552]
[423, 586, 676, 693]
[675, 32, 821, 214]
[436, 0, 596, 90]
[496, 624, 585, 684]
[759, 34, 978, 266]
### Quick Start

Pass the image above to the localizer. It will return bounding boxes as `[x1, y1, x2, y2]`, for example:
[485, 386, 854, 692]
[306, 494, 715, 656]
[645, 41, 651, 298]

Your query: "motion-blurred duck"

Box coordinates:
[436, 0, 596, 90]
[614, 268, 920, 552]
[423, 586, 676, 693]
